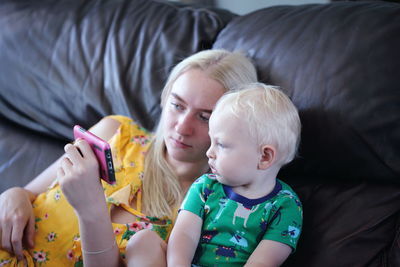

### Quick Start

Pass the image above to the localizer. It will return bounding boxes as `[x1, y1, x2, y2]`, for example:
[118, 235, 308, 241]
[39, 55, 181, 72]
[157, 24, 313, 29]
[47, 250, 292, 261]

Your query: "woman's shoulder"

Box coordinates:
[104, 115, 152, 137]
[104, 115, 138, 127]
[101, 116, 152, 194]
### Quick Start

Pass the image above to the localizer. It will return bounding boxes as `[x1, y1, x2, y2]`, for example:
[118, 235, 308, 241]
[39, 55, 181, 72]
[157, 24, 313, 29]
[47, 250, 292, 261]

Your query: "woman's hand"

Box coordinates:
[0, 187, 35, 260]
[58, 140, 106, 217]
[58, 139, 120, 267]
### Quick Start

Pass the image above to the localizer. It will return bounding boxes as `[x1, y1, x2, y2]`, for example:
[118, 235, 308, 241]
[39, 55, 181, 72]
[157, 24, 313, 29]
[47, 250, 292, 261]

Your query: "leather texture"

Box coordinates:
[212, 3, 400, 266]
[0, 0, 233, 137]
[214, 2, 400, 183]
[0, 0, 233, 189]
[0, 0, 399, 266]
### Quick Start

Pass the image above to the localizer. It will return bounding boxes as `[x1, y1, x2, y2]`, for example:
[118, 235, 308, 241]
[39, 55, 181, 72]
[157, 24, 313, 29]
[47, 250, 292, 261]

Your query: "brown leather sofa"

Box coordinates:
[0, 0, 399, 266]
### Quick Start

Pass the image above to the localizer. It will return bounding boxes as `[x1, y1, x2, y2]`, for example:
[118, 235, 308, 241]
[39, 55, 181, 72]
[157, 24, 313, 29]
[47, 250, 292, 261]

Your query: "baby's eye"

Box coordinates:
[217, 142, 226, 148]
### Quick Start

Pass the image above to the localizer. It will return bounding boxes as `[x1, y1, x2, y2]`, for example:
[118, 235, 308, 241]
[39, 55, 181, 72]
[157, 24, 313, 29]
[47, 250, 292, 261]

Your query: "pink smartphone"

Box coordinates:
[73, 125, 116, 185]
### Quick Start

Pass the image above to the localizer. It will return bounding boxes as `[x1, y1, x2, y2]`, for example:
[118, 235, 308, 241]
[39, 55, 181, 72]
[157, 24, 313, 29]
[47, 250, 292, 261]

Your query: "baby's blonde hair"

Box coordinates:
[142, 49, 257, 218]
[214, 83, 301, 167]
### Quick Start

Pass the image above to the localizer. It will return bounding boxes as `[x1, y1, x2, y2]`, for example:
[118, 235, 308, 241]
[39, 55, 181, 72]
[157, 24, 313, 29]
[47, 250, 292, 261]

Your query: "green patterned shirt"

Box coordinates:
[181, 174, 303, 267]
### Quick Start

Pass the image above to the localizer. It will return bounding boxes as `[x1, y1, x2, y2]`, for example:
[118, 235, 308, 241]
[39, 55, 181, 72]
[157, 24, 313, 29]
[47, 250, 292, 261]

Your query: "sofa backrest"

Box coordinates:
[213, 2, 400, 184]
[0, 0, 234, 191]
[0, 0, 234, 138]
[0, 1, 399, 266]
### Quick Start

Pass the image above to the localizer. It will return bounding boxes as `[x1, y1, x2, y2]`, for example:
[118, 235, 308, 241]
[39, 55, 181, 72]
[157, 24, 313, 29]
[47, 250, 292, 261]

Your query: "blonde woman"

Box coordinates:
[0, 49, 257, 266]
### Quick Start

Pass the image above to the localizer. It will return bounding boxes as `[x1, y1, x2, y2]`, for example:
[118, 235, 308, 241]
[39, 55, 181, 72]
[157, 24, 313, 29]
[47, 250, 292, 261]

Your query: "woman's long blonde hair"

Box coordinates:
[142, 49, 257, 218]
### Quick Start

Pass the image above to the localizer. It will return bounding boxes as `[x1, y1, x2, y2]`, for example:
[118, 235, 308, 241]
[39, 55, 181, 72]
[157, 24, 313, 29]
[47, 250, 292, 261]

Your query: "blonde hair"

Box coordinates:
[214, 83, 301, 167]
[142, 49, 257, 218]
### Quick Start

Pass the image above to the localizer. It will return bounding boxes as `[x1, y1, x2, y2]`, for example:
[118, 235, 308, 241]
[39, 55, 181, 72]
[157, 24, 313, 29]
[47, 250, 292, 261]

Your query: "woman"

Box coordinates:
[0, 49, 257, 266]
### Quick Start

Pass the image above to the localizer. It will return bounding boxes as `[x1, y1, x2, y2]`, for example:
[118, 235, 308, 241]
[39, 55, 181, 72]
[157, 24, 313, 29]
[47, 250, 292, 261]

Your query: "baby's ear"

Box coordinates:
[258, 145, 276, 170]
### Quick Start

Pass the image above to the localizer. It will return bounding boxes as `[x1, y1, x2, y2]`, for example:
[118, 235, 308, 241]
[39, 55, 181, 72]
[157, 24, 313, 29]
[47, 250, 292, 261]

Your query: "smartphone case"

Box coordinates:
[73, 125, 116, 185]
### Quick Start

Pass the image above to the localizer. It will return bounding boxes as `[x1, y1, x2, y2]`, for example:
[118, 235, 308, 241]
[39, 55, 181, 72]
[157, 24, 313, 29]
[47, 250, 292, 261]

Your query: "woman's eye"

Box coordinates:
[171, 102, 183, 110]
[199, 113, 210, 122]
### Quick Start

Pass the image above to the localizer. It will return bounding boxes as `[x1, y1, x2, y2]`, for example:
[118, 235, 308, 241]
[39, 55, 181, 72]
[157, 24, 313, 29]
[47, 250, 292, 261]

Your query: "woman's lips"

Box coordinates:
[170, 137, 192, 148]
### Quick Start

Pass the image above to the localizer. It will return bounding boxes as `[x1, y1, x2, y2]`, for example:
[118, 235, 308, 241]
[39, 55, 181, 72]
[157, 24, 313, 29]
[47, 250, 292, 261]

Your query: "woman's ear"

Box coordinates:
[258, 145, 276, 170]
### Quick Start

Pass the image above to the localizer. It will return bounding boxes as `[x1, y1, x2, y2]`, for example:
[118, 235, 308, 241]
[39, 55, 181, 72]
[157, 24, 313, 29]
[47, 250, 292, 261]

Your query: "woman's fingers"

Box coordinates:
[59, 140, 102, 211]
[60, 155, 73, 175]
[1, 222, 12, 252]
[0, 188, 35, 257]
[60, 140, 98, 180]
[64, 143, 82, 165]
[64, 140, 97, 167]
[24, 213, 36, 249]
[11, 222, 25, 260]
[74, 139, 97, 162]
[57, 165, 65, 178]
[1, 214, 24, 260]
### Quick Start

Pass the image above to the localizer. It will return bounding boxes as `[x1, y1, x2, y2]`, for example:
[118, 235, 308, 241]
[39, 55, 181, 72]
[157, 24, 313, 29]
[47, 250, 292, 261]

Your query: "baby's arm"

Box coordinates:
[244, 240, 292, 267]
[167, 210, 203, 267]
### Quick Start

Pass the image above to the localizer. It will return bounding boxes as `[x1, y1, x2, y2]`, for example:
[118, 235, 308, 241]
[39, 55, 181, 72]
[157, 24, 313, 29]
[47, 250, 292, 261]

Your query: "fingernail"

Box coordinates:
[64, 143, 72, 150]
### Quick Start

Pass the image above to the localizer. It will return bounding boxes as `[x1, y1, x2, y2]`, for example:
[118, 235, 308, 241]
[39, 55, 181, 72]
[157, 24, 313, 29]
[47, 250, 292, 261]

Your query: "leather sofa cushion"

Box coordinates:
[213, 2, 400, 184]
[0, 0, 234, 139]
[0, 0, 234, 191]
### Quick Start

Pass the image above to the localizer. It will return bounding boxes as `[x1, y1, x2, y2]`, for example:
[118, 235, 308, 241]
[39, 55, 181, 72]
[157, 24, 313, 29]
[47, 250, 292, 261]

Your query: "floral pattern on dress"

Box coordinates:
[46, 232, 57, 242]
[131, 135, 151, 146]
[0, 259, 11, 266]
[0, 116, 173, 266]
[33, 250, 49, 265]
[54, 190, 62, 201]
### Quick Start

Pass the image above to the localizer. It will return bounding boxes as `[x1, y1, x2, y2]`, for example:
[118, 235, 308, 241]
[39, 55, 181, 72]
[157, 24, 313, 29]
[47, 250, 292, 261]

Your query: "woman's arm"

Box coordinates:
[0, 117, 121, 262]
[0, 150, 67, 258]
[26, 116, 121, 195]
[167, 210, 203, 267]
[244, 240, 292, 267]
[57, 117, 122, 267]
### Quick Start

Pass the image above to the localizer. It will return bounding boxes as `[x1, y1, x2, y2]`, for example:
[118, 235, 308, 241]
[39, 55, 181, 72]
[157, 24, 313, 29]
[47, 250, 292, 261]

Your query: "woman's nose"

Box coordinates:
[175, 113, 193, 136]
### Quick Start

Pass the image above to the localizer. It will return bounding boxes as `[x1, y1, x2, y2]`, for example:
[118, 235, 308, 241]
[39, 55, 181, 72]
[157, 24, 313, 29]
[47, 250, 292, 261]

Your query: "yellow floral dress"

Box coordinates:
[0, 115, 173, 266]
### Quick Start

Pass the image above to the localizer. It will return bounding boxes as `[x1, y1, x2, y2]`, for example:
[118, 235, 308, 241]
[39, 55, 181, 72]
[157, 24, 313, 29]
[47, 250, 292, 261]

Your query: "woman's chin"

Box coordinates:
[166, 147, 203, 164]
